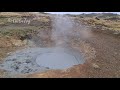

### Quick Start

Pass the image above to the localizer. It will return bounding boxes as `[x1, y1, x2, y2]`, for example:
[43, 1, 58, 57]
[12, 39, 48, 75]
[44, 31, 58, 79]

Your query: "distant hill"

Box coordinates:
[66, 13, 120, 18]
[79, 13, 118, 17]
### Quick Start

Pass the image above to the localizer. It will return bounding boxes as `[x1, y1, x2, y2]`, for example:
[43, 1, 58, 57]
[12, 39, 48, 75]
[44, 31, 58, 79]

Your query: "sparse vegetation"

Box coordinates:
[0, 12, 120, 78]
[73, 13, 120, 32]
[0, 12, 51, 63]
[0, 29, 33, 37]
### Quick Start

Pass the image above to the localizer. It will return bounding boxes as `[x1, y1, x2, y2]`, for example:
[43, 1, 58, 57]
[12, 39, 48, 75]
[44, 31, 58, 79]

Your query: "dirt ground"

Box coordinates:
[26, 27, 120, 78]
[0, 13, 120, 78]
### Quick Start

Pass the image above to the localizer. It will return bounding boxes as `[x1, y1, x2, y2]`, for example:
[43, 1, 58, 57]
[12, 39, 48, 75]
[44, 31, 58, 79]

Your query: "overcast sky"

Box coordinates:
[45, 12, 120, 15]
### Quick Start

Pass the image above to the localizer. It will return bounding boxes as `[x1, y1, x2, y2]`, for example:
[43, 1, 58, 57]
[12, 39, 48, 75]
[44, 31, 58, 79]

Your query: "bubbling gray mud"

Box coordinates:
[0, 47, 84, 74]
[0, 14, 87, 75]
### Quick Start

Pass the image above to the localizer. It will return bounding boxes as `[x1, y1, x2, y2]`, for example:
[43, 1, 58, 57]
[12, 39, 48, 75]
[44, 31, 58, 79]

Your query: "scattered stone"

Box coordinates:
[20, 35, 32, 41]
[15, 66, 19, 70]
[11, 65, 19, 71]
[46, 67, 50, 69]
[95, 17, 100, 20]
[10, 39, 25, 47]
[23, 40, 28, 45]
[16, 62, 21, 64]
[12, 58, 17, 61]
[21, 67, 32, 73]
[6, 59, 12, 61]
[113, 32, 120, 35]
[7, 52, 12, 55]
[92, 63, 100, 69]
[26, 59, 31, 63]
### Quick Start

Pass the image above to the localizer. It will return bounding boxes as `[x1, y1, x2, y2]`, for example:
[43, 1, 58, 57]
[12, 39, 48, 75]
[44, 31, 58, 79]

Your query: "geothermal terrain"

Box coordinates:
[0, 12, 120, 78]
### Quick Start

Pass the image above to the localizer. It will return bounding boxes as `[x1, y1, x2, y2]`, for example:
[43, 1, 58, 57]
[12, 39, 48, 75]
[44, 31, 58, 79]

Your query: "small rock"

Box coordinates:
[11, 39, 24, 46]
[21, 67, 32, 73]
[95, 17, 100, 20]
[15, 66, 19, 70]
[114, 32, 119, 35]
[12, 58, 17, 61]
[11, 65, 19, 71]
[46, 67, 50, 69]
[16, 62, 21, 64]
[7, 52, 12, 55]
[92, 63, 100, 69]
[23, 40, 28, 45]
[26, 59, 31, 63]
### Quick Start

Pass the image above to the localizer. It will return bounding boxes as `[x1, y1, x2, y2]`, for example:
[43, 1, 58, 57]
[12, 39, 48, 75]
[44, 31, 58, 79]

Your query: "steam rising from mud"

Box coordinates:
[51, 15, 74, 46]
[50, 14, 92, 47]
[0, 13, 95, 76]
